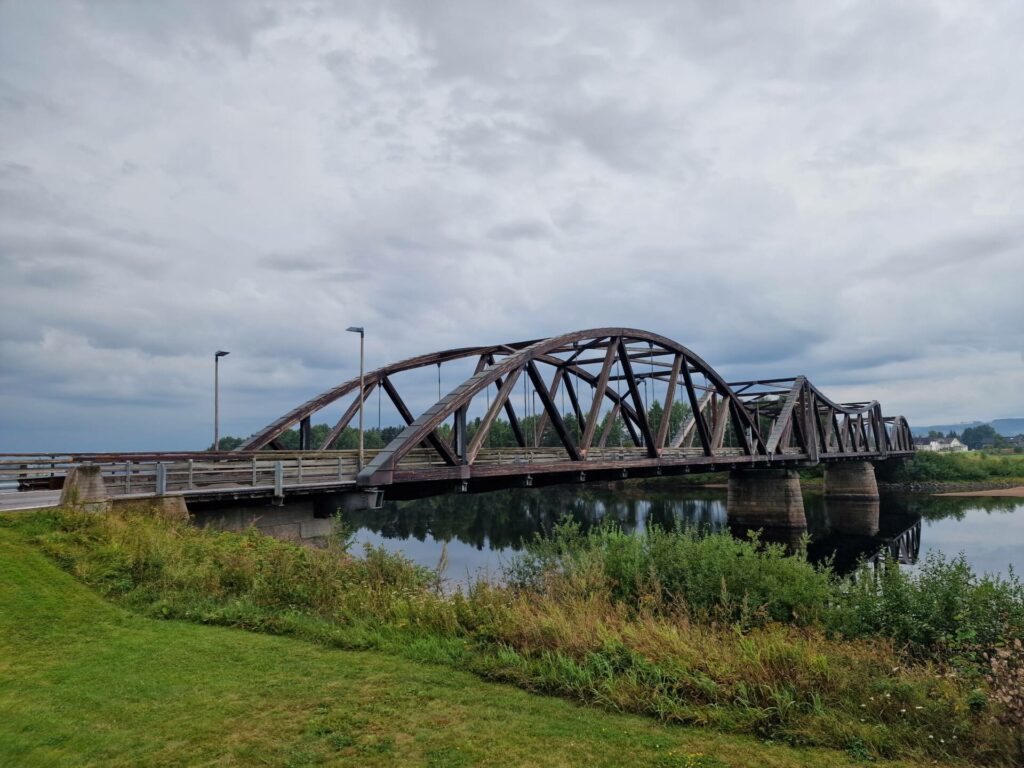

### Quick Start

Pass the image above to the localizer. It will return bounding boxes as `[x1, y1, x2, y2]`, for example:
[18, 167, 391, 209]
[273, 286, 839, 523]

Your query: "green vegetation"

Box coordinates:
[3, 508, 1022, 765]
[959, 425, 1003, 451]
[4, 525, 910, 768]
[881, 451, 1024, 485]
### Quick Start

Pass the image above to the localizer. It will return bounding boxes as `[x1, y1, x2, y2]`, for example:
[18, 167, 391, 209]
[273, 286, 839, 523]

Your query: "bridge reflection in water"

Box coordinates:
[193, 487, 929, 578]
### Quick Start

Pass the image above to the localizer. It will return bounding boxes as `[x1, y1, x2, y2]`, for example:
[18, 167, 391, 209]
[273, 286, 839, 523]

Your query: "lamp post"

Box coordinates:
[346, 327, 365, 469]
[214, 350, 229, 451]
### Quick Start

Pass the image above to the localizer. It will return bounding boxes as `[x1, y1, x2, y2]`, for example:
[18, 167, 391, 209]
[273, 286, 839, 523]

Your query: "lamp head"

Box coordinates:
[346, 326, 364, 336]
[215, 350, 230, 358]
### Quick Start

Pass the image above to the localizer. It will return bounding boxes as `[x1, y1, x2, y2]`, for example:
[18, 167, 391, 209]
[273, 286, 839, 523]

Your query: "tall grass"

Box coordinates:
[6, 507, 1023, 765]
[508, 519, 832, 625]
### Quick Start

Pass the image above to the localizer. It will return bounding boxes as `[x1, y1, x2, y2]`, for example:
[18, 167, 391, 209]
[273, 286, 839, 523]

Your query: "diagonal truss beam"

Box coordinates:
[465, 368, 521, 464]
[617, 338, 658, 457]
[580, 341, 617, 455]
[319, 382, 376, 450]
[527, 361, 581, 460]
[380, 375, 458, 466]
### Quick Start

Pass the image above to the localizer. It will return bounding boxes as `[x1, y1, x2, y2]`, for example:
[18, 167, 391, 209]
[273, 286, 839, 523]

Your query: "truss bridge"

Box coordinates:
[240, 327, 914, 499]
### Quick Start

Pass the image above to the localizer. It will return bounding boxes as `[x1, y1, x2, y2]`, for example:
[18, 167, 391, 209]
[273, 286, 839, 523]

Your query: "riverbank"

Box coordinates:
[0, 521, 954, 768]
[3, 506, 1021, 765]
[879, 481, 1024, 495]
[934, 485, 1024, 497]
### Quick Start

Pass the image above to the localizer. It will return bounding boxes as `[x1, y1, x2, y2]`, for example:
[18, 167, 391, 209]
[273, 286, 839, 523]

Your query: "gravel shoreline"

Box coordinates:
[878, 480, 1024, 495]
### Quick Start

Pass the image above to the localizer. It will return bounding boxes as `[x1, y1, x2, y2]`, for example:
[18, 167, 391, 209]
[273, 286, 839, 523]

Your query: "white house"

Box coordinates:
[913, 436, 969, 453]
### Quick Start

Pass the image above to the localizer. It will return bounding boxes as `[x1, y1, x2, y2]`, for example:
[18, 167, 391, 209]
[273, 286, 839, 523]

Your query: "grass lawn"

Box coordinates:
[0, 523, 968, 768]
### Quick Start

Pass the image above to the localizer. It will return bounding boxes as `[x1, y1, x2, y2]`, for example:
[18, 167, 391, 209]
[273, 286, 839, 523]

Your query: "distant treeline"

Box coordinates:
[213, 400, 699, 452]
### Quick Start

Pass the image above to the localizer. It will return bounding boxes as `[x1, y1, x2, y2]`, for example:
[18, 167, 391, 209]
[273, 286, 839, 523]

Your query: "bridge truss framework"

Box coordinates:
[240, 328, 914, 494]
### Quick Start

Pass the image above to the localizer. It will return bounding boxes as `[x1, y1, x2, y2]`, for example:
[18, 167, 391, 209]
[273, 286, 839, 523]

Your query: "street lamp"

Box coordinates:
[214, 350, 230, 451]
[346, 327, 365, 469]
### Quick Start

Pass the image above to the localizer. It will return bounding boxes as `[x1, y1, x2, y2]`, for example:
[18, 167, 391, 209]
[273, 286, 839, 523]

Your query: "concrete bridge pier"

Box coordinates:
[823, 461, 879, 499]
[827, 497, 881, 537]
[726, 469, 807, 528]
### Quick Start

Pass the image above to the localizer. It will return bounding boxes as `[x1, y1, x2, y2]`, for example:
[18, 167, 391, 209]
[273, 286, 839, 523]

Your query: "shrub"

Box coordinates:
[510, 519, 834, 625]
[827, 553, 1024, 658]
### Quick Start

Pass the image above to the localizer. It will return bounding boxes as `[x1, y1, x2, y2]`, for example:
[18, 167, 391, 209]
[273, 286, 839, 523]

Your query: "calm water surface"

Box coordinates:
[342, 485, 1023, 583]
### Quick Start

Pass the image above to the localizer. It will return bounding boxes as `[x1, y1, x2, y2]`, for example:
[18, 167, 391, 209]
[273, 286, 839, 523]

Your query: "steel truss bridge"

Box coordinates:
[2, 329, 913, 507]
[236, 327, 914, 499]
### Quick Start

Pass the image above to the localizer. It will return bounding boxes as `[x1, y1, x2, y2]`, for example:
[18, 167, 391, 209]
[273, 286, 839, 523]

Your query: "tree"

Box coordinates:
[961, 424, 1002, 450]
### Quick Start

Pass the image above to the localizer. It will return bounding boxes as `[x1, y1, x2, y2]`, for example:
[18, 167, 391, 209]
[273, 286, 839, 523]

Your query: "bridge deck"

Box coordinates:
[1, 446, 912, 505]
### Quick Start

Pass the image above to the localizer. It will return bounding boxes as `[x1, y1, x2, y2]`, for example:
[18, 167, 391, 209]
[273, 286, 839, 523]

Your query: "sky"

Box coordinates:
[1, 0, 1022, 452]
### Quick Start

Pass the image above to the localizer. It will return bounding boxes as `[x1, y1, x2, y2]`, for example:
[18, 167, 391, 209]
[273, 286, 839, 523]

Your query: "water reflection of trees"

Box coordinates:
[882, 494, 1022, 521]
[343, 486, 1018, 575]
[345, 487, 729, 551]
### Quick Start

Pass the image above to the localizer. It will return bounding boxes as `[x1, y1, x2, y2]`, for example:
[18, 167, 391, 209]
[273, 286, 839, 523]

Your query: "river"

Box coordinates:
[336, 484, 1023, 583]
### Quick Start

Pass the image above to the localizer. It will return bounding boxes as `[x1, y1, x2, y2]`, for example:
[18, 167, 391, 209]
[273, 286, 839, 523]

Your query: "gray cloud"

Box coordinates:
[1, 0, 1022, 451]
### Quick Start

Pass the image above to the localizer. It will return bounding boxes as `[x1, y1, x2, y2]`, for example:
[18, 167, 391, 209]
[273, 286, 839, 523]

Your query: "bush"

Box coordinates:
[827, 553, 1024, 658]
[510, 519, 834, 625]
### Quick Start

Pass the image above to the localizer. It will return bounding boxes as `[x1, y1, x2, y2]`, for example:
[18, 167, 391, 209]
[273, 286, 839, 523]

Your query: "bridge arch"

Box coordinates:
[238, 327, 913, 488]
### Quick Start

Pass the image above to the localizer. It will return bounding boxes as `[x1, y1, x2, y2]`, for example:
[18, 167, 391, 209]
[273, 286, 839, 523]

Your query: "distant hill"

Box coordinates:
[991, 418, 1024, 436]
[911, 418, 1024, 437]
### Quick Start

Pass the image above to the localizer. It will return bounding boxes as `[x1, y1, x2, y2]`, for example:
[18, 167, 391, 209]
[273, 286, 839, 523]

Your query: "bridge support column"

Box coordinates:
[59, 464, 111, 512]
[824, 461, 879, 499]
[827, 498, 880, 537]
[727, 469, 806, 528]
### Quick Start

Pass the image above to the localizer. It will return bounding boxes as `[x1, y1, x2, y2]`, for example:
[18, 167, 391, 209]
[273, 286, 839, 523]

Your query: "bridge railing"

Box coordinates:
[392, 445, 761, 470]
[0, 452, 368, 498]
[0, 454, 81, 491]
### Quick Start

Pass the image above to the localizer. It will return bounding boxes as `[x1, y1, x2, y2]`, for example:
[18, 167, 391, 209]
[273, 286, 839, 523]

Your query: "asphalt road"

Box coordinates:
[0, 491, 60, 512]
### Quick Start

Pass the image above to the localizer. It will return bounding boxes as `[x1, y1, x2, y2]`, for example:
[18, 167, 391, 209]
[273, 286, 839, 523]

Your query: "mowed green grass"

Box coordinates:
[0, 526, 959, 768]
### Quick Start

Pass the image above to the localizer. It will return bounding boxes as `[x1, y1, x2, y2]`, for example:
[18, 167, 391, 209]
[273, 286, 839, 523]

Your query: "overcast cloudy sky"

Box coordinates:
[1, 0, 1022, 452]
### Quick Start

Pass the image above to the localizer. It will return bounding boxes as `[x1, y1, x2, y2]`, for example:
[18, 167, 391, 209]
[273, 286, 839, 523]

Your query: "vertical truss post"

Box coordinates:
[453, 405, 468, 463]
